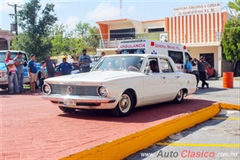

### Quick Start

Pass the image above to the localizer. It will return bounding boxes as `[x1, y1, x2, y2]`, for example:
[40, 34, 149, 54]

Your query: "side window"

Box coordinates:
[159, 58, 174, 73]
[147, 58, 160, 73]
[185, 52, 191, 62]
[168, 51, 183, 64]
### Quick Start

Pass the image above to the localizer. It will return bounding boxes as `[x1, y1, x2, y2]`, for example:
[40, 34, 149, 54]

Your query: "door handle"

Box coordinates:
[161, 76, 166, 79]
[175, 76, 179, 78]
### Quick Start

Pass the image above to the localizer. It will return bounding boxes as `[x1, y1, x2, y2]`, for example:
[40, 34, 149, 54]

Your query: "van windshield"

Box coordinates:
[120, 49, 145, 54]
[0, 51, 27, 62]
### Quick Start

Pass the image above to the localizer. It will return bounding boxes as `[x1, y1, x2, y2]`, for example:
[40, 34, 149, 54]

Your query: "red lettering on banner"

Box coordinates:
[155, 44, 167, 49]
[167, 45, 176, 50]
[120, 43, 145, 49]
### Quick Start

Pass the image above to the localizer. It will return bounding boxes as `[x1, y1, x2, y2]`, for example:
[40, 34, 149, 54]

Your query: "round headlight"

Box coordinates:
[42, 83, 51, 94]
[98, 86, 108, 97]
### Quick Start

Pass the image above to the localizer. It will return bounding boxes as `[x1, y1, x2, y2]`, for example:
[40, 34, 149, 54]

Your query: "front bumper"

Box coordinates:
[42, 94, 116, 109]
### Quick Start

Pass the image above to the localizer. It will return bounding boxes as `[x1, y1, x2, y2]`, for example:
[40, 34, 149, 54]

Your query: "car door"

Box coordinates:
[159, 57, 181, 100]
[143, 57, 166, 105]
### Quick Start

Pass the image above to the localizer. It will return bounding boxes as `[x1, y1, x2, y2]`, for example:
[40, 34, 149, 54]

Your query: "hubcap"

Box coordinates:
[119, 94, 131, 113]
[177, 90, 183, 101]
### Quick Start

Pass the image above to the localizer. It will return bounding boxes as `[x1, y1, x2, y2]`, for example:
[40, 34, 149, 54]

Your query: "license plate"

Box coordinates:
[63, 99, 76, 107]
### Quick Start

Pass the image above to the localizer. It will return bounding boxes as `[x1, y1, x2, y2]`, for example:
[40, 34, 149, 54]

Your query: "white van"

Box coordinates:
[118, 39, 196, 72]
[0, 50, 29, 90]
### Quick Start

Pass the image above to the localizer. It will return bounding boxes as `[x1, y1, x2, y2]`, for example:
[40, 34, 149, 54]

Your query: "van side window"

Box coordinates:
[159, 58, 174, 73]
[185, 52, 191, 62]
[168, 51, 183, 64]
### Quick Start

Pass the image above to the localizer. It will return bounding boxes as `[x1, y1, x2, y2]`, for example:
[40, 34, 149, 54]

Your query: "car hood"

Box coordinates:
[0, 62, 7, 71]
[45, 71, 143, 85]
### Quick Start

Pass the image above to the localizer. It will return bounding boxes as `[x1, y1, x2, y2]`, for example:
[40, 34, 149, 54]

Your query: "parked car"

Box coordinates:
[54, 63, 80, 77]
[204, 62, 216, 79]
[42, 54, 197, 117]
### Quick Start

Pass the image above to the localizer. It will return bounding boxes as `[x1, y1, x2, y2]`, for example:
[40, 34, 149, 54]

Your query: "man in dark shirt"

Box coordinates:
[195, 57, 209, 89]
[46, 55, 55, 77]
[59, 58, 72, 75]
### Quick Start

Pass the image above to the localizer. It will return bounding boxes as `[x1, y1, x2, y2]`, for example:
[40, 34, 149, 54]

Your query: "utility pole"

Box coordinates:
[120, 0, 122, 18]
[8, 3, 21, 38]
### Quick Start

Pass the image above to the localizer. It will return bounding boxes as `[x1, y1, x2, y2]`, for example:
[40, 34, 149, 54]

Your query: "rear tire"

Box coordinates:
[59, 106, 76, 113]
[112, 91, 134, 117]
[173, 89, 184, 103]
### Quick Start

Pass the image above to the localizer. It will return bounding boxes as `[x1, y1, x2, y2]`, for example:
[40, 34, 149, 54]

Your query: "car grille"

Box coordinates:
[50, 84, 99, 96]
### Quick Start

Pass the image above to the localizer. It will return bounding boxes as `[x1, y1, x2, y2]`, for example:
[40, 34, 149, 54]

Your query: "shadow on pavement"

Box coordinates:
[58, 98, 217, 123]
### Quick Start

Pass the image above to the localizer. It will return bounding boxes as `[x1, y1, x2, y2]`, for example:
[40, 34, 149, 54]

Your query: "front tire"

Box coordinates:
[59, 106, 76, 113]
[112, 91, 134, 117]
[173, 89, 184, 103]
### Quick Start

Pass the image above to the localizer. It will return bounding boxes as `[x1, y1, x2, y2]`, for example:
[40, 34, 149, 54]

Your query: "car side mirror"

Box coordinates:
[144, 66, 150, 75]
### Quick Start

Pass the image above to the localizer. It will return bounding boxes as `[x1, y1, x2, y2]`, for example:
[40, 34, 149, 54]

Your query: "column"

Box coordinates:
[199, 14, 202, 43]
[187, 15, 190, 44]
[203, 14, 206, 43]
[218, 46, 222, 77]
[211, 13, 214, 42]
[215, 13, 218, 42]
[180, 16, 182, 44]
[206, 14, 210, 42]
[169, 17, 172, 42]
[7, 40, 11, 50]
[184, 16, 186, 44]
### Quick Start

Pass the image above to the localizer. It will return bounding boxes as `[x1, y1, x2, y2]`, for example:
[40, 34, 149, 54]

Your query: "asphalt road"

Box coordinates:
[125, 79, 240, 160]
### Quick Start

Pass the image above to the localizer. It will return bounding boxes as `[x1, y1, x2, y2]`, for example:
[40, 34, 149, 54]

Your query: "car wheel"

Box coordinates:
[173, 89, 184, 103]
[112, 91, 134, 117]
[59, 106, 76, 113]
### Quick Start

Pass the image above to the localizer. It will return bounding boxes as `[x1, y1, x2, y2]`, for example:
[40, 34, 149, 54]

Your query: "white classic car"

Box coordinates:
[42, 54, 197, 116]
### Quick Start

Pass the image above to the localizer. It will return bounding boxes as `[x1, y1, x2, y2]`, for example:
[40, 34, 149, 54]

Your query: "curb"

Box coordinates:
[60, 103, 220, 160]
[219, 103, 240, 110]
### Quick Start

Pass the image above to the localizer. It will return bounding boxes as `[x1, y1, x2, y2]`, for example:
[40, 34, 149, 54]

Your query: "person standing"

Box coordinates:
[14, 52, 25, 93]
[59, 58, 72, 75]
[185, 57, 193, 73]
[78, 49, 92, 73]
[28, 54, 38, 92]
[4, 51, 20, 94]
[194, 57, 209, 89]
[39, 61, 48, 92]
[46, 55, 55, 78]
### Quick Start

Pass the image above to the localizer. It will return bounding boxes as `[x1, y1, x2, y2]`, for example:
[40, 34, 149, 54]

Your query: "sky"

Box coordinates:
[0, 0, 230, 32]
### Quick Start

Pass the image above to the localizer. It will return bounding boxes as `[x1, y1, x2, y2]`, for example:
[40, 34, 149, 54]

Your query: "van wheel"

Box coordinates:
[59, 106, 76, 113]
[112, 91, 134, 117]
[173, 89, 184, 103]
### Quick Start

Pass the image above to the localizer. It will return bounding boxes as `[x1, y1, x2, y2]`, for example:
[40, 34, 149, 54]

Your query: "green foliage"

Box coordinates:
[13, 0, 57, 61]
[74, 21, 100, 55]
[221, 17, 240, 62]
[228, 0, 240, 12]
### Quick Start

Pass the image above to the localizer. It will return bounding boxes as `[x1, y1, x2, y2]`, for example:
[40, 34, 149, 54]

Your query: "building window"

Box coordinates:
[148, 28, 165, 33]
[110, 28, 135, 40]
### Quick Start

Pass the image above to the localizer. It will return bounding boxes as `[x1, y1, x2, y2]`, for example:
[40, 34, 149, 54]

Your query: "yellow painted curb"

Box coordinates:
[220, 103, 240, 110]
[60, 103, 220, 160]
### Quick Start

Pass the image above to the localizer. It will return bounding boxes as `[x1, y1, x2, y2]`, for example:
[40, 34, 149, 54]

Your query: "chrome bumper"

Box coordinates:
[42, 94, 116, 103]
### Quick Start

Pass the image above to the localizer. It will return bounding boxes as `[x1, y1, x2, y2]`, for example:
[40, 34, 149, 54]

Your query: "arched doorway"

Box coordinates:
[0, 38, 8, 50]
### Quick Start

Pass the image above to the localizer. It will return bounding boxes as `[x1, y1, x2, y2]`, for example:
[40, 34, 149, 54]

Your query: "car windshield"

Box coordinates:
[91, 56, 144, 72]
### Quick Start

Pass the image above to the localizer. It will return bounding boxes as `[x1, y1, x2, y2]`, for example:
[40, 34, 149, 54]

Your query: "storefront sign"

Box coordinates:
[136, 32, 168, 41]
[173, 2, 221, 16]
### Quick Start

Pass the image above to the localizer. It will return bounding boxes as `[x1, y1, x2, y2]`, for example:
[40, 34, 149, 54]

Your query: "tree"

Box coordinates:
[12, 0, 57, 61]
[228, 0, 240, 17]
[74, 21, 100, 54]
[221, 0, 240, 75]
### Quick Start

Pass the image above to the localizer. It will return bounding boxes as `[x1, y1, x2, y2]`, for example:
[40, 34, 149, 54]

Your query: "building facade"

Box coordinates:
[96, 2, 232, 76]
[0, 29, 14, 50]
